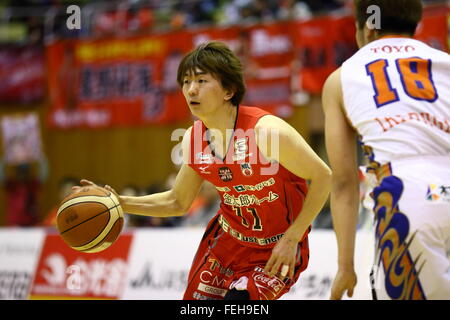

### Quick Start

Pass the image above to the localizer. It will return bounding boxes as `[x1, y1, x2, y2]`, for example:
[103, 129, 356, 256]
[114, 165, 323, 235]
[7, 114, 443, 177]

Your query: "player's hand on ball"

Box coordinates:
[73, 179, 122, 205]
[72, 179, 98, 192]
[103, 184, 121, 204]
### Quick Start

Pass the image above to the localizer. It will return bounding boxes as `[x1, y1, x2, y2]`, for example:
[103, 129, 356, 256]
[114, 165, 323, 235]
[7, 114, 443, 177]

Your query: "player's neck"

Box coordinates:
[369, 33, 412, 45]
[202, 103, 238, 135]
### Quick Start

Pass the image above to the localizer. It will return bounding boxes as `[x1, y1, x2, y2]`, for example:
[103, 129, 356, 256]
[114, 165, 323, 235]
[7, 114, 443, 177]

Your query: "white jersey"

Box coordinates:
[341, 37, 450, 165]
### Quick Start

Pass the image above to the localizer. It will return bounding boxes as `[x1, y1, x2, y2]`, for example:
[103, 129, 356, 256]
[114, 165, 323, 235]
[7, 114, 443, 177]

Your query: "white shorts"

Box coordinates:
[370, 156, 450, 300]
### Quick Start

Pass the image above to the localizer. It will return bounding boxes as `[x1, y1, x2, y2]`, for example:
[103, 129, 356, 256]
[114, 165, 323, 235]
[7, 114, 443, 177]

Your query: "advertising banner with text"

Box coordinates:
[0, 228, 45, 300]
[29, 232, 133, 299]
[122, 228, 374, 300]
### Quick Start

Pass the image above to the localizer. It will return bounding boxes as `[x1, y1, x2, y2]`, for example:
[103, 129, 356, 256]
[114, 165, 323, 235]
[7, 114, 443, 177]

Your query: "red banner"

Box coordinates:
[241, 21, 296, 117]
[291, 16, 358, 94]
[0, 46, 45, 104]
[29, 233, 133, 299]
[46, 9, 448, 129]
[46, 35, 192, 129]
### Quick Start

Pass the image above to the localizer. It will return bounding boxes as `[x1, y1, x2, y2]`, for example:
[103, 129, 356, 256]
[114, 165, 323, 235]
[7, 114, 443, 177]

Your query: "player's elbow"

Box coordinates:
[317, 164, 332, 190]
[309, 163, 332, 194]
[172, 200, 190, 217]
[171, 195, 192, 217]
[161, 190, 187, 217]
[313, 161, 332, 181]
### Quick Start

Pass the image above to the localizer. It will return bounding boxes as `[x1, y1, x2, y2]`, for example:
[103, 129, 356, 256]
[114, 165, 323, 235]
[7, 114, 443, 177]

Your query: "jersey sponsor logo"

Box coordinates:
[253, 274, 284, 292]
[370, 45, 416, 54]
[223, 191, 279, 207]
[193, 291, 219, 300]
[374, 113, 449, 134]
[253, 269, 285, 300]
[218, 215, 284, 246]
[240, 163, 253, 176]
[198, 166, 211, 174]
[207, 258, 233, 277]
[197, 282, 227, 297]
[215, 186, 231, 192]
[218, 167, 233, 182]
[200, 271, 226, 287]
[233, 178, 276, 193]
[195, 152, 214, 164]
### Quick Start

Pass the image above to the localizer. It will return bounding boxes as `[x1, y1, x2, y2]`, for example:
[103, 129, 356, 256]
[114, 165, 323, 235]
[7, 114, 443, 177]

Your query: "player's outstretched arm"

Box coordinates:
[322, 68, 358, 299]
[256, 114, 332, 279]
[78, 127, 204, 218]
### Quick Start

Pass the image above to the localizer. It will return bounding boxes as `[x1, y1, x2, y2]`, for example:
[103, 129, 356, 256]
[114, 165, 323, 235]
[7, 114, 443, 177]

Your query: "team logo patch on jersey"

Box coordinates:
[426, 184, 450, 202]
[218, 167, 233, 182]
[233, 137, 252, 161]
[196, 152, 214, 164]
[240, 163, 253, 177]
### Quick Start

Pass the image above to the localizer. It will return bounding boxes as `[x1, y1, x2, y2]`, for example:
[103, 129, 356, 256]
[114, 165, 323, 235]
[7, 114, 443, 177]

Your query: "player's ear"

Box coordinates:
[224, 90, 235, 102]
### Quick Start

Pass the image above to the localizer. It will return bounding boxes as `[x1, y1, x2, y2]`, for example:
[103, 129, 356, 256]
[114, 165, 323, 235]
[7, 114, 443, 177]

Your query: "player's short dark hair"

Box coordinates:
[177, 41, 246, 106]
[354, 0, 423, 36]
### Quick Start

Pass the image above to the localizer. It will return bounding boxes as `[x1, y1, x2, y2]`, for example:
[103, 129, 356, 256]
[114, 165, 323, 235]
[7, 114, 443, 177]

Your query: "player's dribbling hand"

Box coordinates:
[330, 268, 357, 300]
[73, 179, 122, 205]
[71, 179, 97, 193]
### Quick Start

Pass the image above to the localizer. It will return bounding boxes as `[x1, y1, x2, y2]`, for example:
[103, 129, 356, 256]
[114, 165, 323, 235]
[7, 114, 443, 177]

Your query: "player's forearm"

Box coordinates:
[330, 177, 360, 269]
[285, 168, 332, 242]
[120, 190, 186, 217]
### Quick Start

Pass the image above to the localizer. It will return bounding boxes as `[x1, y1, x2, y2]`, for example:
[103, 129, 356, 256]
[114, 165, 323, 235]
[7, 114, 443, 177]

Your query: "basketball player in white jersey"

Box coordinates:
[322, 0, 450, 300]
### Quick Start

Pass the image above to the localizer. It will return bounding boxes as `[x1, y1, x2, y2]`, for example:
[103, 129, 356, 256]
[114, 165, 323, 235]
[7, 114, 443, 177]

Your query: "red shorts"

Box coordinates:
[183, 215, 310, 300]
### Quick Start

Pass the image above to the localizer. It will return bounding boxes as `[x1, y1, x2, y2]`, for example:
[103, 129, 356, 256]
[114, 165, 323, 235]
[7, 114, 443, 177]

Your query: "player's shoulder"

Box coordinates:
[324, 67, 342, 86]
[238, 105, 271, 119]
[254, 114, 295, 138]
[323, 67, 342, 96]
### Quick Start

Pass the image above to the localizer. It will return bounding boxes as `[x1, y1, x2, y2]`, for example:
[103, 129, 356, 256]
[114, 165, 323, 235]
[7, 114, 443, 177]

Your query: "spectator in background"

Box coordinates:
[0, 159, 47, 227]
[42, 176, 79, 227]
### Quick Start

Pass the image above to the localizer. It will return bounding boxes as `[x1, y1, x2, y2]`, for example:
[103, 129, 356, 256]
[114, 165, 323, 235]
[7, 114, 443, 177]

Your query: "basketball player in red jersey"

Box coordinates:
[78, 41, 331, 300]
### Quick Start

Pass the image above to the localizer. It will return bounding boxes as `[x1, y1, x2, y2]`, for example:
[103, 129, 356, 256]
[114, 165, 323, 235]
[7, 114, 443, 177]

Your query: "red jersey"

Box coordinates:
[188, 106, 309, 249]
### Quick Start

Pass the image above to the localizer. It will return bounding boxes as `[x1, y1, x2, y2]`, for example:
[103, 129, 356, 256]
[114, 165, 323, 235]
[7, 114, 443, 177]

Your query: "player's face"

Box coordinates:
[182, 68, 233, 117]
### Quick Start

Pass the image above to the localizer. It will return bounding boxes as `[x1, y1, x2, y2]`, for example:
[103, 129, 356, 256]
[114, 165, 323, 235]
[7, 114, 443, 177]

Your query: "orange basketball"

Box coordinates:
[56, 185, 124, 253]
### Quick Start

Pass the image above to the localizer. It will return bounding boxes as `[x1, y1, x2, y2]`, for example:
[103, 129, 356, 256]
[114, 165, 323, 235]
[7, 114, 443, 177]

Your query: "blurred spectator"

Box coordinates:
[0, 159, 47, 227]
[182, 181, 220, 228]
[0, 0, 352, 43]
[42, 176, 79, 227]
[94, 6, 154, 38]
[302, 0, 344, 13]
[189, 0, 219, 25]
